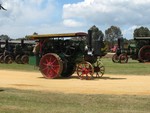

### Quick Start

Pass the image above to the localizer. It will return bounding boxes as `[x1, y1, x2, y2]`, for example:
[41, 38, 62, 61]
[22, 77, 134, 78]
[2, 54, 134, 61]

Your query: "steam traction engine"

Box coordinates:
[0, 39, 34, 64]
[112, 37, 150, 63]
[28, 32, 105, 80]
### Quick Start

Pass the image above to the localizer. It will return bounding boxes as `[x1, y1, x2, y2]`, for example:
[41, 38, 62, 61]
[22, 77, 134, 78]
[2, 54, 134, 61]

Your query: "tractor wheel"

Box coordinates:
[62, 40, 76, 57]
[112, 54, 119, 63]
[0, 55, 4, 63]
[138, 45, 150, 62]
[76, 61, 94, 80]
[0, 53, 3, 63]
[93, 57, 105, 78]
[39, 53, 63, 79]
[4, 55, 13, 64]
[15, 55, 22, 64]
[61, 59, 76, 78]
[21, 55, 29, 64]
[119, 53, 128, 63]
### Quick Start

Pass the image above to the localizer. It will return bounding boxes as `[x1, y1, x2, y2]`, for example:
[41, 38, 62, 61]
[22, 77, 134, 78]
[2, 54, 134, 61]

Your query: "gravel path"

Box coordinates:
[1, 70, 150, 95]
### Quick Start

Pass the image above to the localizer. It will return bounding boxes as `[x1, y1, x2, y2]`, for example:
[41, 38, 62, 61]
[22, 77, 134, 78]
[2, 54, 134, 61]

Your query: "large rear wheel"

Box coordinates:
[15, 55, 22, 64]
[39, 53, 63, 79]
[21, 55, 29, 64]
[138, 45, 150, 62]
[0, 55, 4, 63]
[4, 55, 13, 64]
[61, 58, 76, 78]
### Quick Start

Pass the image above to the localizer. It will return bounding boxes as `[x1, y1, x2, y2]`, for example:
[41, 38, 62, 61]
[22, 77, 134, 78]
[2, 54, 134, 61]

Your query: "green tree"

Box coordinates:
[134, 26, 150, 37]
[105, 26, 122, 41]
[0, 34, 10, 40]
[105, 26, 122, 49]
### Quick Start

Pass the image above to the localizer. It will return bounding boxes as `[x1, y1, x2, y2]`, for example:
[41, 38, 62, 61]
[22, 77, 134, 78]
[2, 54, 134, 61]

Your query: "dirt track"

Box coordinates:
[1, 70, 150, 95]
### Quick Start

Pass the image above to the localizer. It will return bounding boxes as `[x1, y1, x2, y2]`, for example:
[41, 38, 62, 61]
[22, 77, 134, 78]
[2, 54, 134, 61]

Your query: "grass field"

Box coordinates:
[0, 58, 149, 75]
[102, 58, 150, 75]
[0, 58, 150, 113]
[0, 88, 150, 113]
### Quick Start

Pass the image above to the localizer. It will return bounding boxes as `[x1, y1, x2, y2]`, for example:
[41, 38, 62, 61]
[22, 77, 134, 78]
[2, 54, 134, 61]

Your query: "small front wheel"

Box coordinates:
[76, 61, 94, 80]
[112, 54, 119, 63]
[93, 57, 105, 78]
[119, 53, 128, 63]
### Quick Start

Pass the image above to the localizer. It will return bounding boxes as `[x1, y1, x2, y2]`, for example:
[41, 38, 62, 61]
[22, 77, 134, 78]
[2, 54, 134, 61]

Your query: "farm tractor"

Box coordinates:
[0, 39, 34, 64]
[27, 31, 106, 80]
[112, 37, 150, 63]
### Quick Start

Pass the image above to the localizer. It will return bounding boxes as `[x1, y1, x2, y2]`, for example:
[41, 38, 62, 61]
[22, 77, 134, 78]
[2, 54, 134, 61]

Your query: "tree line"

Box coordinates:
[0, 26, 150, 48]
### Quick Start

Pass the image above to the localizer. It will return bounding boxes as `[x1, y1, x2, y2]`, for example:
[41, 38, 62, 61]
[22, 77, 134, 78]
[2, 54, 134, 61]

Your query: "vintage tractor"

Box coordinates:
[0, 39, 34, 64]
[27, 32, 105, 80]
[112, 37, 150, 63]
[0, 39, 5, 58]
[135, 37, 150, 62]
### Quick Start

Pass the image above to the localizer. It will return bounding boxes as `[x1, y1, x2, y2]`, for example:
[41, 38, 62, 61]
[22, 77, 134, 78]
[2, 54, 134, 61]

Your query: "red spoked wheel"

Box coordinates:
[119, 53, 128, 63]
[112, 54, 119, 63]
[21, 55, 29, 64]
[15, 55, 22, 64]
[4, 55, 13, 64]
[39, 53, 63, 79]
[76, 61, 94, 80]
[138, 45, 150, 62]
[93, 57, 105, 78]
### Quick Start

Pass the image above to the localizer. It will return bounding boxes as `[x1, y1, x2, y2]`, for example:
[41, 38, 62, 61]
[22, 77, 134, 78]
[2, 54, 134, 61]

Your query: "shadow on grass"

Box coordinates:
[0, 89, 4, 92]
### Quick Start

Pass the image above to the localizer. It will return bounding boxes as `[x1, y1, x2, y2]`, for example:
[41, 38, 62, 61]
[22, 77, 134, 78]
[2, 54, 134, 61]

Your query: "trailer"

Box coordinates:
[27, 32, 105, 80]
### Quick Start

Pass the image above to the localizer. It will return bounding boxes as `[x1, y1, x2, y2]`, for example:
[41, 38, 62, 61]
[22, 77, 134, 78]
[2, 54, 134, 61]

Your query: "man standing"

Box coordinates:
[33, 41, 40, 66]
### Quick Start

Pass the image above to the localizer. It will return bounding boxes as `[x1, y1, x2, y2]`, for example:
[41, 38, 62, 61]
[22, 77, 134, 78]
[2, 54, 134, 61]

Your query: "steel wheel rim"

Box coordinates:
[93, 58, 105, 77]
[21, 55, 29, 64]
[4, 55, 13, 64]
[119, 54, 128, 63]
[76, 61, 94, 80]
[112, 54, 119, 63]
[0, 54, 4, 63]
[61, 58, 75, 78]
[138, 46, 150, 62]
[15, 55, 22, 64]
[39, 53, 63, 79]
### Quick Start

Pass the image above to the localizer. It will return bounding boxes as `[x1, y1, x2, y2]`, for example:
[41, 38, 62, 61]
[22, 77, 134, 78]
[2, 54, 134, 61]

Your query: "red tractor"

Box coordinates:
[27, 32, 106, 80]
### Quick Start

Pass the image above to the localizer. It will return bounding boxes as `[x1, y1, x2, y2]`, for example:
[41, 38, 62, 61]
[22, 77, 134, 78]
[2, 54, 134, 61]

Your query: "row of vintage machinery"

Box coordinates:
[1, 32, 149, 79]
[112, 37, 150, 63]
[0, 39, 34, 64]
[27, 31, 105, 80]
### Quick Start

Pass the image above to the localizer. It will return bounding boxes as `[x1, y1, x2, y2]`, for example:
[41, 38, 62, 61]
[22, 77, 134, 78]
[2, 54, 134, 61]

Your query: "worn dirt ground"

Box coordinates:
[0, 70, 150, 95]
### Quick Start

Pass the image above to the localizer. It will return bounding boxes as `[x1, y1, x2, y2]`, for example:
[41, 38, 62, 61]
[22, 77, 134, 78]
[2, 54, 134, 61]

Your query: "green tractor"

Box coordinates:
[0, 39, 35, 64]
[27, 32, 106, 80]
[112, 37, 150, 63]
